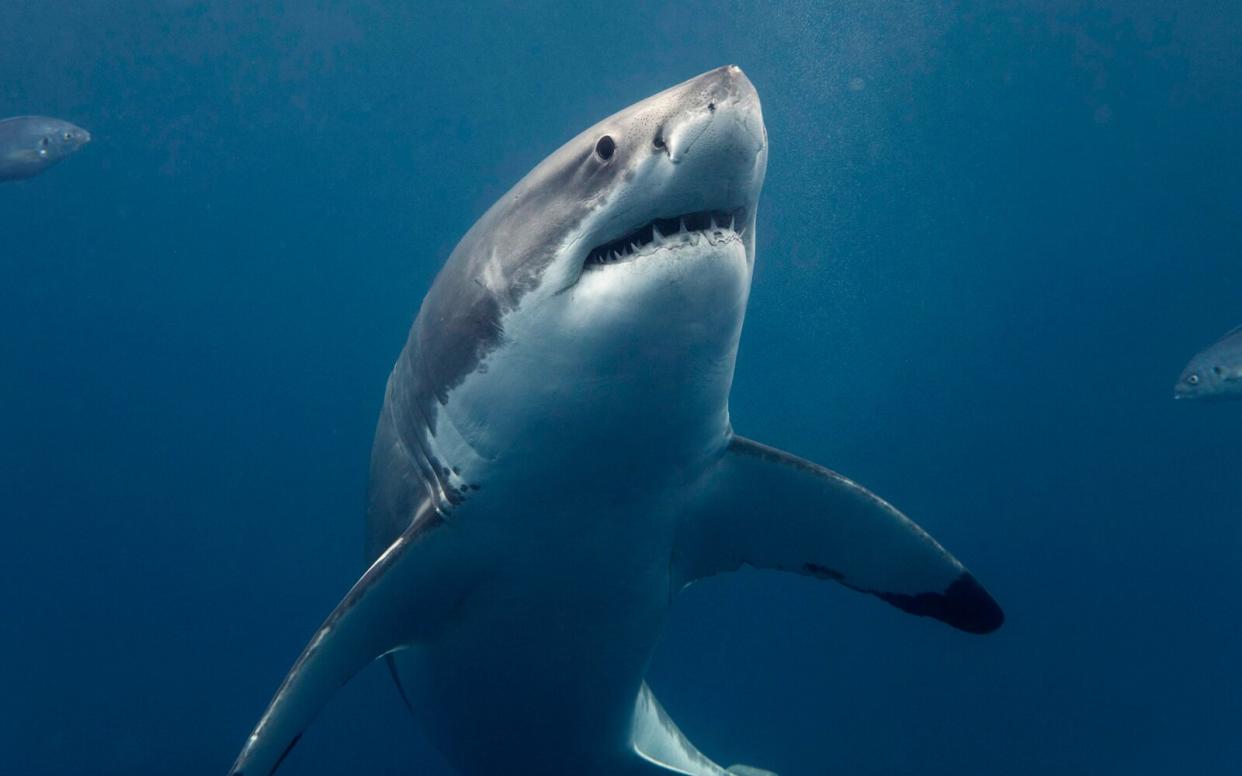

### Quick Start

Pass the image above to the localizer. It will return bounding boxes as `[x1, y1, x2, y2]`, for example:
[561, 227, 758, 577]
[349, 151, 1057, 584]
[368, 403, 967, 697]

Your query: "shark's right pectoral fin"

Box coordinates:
[230, 505, 453, 776]
[674, 436, 1003, 634]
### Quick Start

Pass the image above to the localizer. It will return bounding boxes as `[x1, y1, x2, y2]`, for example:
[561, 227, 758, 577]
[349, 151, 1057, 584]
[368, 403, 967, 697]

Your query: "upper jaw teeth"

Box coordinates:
[584, 208, 746, 267]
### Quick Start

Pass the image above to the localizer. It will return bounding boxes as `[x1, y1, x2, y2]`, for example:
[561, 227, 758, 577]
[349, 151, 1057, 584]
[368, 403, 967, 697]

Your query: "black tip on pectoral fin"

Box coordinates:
[876, 572, 1004, 635]
[942, 573, 1005, 634]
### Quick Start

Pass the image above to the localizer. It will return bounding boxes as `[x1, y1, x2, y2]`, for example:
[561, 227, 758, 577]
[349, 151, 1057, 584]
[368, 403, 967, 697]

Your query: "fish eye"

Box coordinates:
[594, 135, 616, 161]
[1187, 374, 1200, 386]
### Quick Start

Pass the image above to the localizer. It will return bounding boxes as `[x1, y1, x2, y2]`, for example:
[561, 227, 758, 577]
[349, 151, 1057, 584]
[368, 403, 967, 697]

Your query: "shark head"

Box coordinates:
[406, 66, 768, 468]
[30, 118, 91, 163]
[1175, 348, 1242, 400]
[535, 63, 768, 291]
[0, 116, 91, 181]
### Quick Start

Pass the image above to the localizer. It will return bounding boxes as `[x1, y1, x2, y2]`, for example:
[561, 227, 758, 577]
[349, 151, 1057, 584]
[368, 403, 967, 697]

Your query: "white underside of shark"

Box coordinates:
[230, 66, 1003, 776]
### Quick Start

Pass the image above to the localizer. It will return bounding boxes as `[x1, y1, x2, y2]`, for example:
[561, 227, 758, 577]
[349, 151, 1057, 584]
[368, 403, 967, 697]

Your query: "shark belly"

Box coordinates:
[391, 485, 681, 774]
[373, 232, 745, 773]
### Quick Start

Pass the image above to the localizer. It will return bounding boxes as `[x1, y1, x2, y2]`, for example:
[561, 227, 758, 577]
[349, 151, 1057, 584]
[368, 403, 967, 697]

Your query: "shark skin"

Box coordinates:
[230, 65, 1003, 776]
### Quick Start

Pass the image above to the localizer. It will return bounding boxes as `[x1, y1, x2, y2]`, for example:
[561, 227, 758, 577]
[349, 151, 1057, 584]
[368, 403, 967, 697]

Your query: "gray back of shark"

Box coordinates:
[1176, 326, 1242, 401]
[230, 66, 1004, 776]
[0, 116, 91, 182]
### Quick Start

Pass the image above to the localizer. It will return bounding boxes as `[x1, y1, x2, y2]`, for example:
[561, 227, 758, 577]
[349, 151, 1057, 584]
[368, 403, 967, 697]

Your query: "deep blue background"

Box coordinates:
[2, 2, 1240, 774]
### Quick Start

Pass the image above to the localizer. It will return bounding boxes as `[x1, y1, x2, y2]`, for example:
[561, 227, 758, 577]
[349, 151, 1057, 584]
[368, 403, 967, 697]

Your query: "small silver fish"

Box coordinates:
[1175, 325, 1242, 400]
[0, 115, 91, 182]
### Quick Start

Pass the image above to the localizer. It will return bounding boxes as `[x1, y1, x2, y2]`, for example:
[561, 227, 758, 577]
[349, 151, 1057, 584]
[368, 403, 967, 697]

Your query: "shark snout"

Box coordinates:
[663, 65, 766, 165]
[693, 64, 759, 106]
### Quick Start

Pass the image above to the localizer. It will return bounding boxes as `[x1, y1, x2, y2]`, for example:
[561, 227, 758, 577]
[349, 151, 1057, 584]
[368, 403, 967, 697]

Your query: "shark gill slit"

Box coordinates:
[410, 397, 466, 505]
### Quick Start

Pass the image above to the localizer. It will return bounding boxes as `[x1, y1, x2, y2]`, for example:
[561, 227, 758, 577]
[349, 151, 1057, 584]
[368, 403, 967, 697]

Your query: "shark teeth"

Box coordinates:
[583, 208, 747, 268]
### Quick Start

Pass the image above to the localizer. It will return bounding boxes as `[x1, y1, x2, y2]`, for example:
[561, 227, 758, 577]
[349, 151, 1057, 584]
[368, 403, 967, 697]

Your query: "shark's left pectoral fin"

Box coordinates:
[230, 505, 454, 776]
[674, 436, 1003, 634]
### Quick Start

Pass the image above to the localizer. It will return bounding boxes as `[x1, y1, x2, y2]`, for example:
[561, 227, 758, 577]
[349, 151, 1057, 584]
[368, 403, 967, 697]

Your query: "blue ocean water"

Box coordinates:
[2, 2, 1239, 774]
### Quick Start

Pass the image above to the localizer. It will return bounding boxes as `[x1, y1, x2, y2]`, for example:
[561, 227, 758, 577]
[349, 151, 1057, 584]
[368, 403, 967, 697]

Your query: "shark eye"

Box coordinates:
[63, 131, 72, 141]
[594, 135, 616, 161]
[1187, 374, 1200, 385]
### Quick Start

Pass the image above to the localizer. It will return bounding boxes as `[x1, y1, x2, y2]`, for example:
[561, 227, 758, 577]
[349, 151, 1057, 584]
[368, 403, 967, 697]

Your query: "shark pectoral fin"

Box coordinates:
[230, 507, 452, 776]
[630, 683, 729, 776]
[674, 436, 1003, 634]
[628, 684, 778, 776]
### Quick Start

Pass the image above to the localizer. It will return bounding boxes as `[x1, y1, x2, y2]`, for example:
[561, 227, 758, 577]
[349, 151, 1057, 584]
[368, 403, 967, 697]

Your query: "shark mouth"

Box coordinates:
[583, 208, 747, 268]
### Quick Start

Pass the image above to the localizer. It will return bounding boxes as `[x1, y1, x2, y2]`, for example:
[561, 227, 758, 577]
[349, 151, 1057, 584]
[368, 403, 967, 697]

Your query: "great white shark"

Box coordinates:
[230, 65, 1004, 776]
